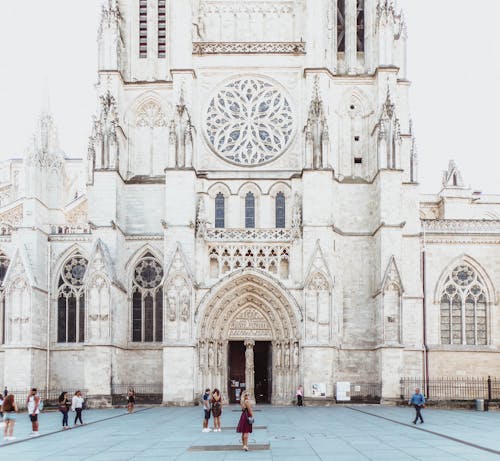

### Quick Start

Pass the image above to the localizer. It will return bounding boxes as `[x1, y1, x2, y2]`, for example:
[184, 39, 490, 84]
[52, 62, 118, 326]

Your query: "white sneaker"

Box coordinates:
[29, 432, 39, 437]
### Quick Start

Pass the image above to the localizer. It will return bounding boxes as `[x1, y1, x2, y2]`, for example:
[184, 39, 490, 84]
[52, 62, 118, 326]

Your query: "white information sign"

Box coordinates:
[311, 383, 326, 397]
[336, 382, 351, 401]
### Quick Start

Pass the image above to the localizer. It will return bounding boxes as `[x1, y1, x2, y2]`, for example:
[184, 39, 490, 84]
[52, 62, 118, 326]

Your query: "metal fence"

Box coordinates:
[333, 382, 382, 403]
[400, 377, 500, 401]
[5, 388, 89, 409]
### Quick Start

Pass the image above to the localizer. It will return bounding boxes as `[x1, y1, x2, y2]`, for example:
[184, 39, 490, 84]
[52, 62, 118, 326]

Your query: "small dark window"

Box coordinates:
[275, 192, 286, 228]
[356, 0, 365, 52]
[354, 136, 360, 141]
[337, 0, 345, 52]
[245, 192, 255, 228]
[215, 193, 225, 228]
[354, 157, 363, 164]
[350, 105, 355, 110]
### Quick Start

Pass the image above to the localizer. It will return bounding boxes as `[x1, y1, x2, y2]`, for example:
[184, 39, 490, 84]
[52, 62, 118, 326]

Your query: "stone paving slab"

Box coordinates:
[0, 405, 499, 460]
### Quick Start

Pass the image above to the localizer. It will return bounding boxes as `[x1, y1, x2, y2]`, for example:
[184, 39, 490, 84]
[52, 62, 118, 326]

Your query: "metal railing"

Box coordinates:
[5, 388, 89, 409]
[400, 376, 500, 400]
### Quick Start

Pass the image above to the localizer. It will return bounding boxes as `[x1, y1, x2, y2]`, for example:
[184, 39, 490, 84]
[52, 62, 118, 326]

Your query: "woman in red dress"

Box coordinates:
[236, 391, 253, 451]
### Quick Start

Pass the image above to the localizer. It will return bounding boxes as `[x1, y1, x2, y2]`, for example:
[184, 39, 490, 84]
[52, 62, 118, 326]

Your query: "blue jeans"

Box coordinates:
[60, 409, 68, 427]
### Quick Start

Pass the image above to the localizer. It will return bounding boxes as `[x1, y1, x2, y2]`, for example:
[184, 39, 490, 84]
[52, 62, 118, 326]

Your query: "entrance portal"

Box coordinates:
[228, 340, 272, 404]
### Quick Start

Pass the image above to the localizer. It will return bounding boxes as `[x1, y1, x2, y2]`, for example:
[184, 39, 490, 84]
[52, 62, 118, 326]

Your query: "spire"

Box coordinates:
[442, 160, 466, 188]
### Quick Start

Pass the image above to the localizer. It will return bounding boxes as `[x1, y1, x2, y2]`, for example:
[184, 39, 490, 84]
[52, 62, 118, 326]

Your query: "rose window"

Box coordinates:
[205, 78, 294, 165]
[62, 255, 88, 286]
[134, 258, 163, 289]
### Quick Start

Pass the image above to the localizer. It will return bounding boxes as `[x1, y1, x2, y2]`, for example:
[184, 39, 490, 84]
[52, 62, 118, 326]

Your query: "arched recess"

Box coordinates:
[196, 269, 302, 404]
[434, 255, 496, 346]
[125, 92, 170, 177]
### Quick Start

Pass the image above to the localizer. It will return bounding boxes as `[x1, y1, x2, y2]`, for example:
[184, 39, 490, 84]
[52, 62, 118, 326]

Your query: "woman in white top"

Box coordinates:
[71, 390, 84, 426]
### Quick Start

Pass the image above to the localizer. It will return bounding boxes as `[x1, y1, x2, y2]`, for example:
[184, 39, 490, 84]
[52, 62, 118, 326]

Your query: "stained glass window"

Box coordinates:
[132, 253, 163, 342]
[205, 78, 294, 165]
[245, 192, 255, 228]
[356, 0, 365, 52]
[276, 192, 285, 228]
[57, 254, 87, 343]
[440, 264, 488, 346]
[215, 193, 225, 228]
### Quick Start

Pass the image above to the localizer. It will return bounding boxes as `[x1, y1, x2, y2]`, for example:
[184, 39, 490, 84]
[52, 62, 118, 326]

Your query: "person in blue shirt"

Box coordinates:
[409, 387, 425, 424]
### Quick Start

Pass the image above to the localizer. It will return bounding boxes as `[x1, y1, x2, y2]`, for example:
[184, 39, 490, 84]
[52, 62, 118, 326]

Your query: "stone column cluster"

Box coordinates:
[198, 339, 226, 392]
[272, 340, 299, 403]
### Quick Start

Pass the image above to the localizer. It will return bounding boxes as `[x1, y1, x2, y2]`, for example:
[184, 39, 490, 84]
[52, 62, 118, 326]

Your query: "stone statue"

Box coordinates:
[275, 342, 282, 367]
[208, 342, 214, 368]
[167, 289, 177, 322]
[180, 290, 190, 322]
[217, 342, 223, 368]
[293, 342, 299, 367]
[284, 342, 290, 368]
[199, 341, 205, 368]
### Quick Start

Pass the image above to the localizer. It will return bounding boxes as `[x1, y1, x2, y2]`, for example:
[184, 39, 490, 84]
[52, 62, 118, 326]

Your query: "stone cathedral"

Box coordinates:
[0, 0, 499, 405]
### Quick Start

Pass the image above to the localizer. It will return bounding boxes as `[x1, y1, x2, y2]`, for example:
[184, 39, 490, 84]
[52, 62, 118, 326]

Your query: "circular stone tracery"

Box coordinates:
[205, 77, 294, 165]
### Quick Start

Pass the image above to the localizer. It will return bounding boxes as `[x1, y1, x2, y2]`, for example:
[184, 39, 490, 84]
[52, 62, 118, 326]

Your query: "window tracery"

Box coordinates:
[132, 253, 163, 342]
[215, 193, 225, 228]
[275, 192, 285, 228]
[0, 253, 9, 345]
[337, 0, 345, 52]
[57, 254, 88, 343]
[245, 192, 255, 228]
[205, 77, 294, 165]
[440, 264, 488, 346]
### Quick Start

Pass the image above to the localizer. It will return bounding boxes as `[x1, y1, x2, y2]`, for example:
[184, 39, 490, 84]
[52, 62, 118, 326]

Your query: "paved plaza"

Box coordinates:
[0, 405, 499, 460]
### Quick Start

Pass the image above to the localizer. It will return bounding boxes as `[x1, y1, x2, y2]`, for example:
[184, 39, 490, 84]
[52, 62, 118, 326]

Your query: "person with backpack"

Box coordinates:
[26, 388, 41, 436]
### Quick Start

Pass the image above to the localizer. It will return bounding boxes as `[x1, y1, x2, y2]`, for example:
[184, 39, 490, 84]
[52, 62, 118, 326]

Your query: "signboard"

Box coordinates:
[336, 382, 351, 401]
[311, 383, 326, 397]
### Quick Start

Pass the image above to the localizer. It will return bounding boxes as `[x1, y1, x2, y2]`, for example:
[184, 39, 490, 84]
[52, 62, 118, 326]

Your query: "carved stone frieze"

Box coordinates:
[422, 219, 500, 234]
[205, 228, 293, 242]
[193, 42, 305, 55]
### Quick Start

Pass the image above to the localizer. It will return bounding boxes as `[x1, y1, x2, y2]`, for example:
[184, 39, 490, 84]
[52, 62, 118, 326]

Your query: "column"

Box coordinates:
[244, 339, 255, 401]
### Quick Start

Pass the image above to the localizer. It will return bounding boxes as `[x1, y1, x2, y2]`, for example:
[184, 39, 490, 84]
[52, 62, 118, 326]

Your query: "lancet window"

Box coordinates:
[275, 192, 285, 228]
[337, 0, 346, 52]
[215, 193, 225, 228]
[132, 253, 163, 342]
[0, 253, 9, 345]
[57, 254, 88, 343]
[245, 192, 255, 228]
[139, 0, 148, 58]
[158, 0, 166, 58]
[356, 0, 365, 52]
[440, 264, 488, 346]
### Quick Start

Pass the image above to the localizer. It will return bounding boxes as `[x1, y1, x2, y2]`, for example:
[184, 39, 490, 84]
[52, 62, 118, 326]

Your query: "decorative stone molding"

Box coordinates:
[422, 219, 500, 234]
[193, 42, 305, 55]
[205, 227, 293, 242]
[51, 225, 91, 235]
[208, 243, 290, 279]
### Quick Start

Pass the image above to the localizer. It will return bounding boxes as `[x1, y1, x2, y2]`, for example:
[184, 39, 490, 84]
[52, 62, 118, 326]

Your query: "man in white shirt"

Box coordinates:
[26, 388, 41, 436]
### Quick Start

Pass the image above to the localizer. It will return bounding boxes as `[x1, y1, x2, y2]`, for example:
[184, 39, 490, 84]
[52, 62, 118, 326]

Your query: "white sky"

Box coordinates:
[0, 0, 498, 194]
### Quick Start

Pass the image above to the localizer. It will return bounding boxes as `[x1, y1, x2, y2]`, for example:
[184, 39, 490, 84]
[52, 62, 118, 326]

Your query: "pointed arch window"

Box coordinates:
[0, 253, 9, 345]
[57, 254, 87, 343]
[132, 253, 163, 342]
[215, 193, 225, 228]
[356, 0, 365, 52]
[158, 0, 166, 58]
[245, 192, 255, 228]
[337, 0, 345, 52]
[139, 0, 148, 58]
[275, 192, 286, 228]
[440, 264, 488, 346]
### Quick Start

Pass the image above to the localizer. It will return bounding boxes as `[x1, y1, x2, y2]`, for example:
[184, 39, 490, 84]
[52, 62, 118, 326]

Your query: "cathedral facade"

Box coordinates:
[0, 0, 499, 405]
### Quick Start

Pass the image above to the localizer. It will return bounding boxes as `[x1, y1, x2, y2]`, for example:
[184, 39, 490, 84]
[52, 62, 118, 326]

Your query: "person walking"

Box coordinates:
[202, 388, 211, 432]
[127, 388, 136, 414]
[296, 385, 304, 406]
[72, 390, 84, 426]
[3, 386, 7, 397]
[236, 391, 253, 451]
[26, 388, 41, 436]
[409, 387, 425, 424]
[58, 392, 71, 430]
[211, 389, 222, 432]
[2, 394, 18, 441]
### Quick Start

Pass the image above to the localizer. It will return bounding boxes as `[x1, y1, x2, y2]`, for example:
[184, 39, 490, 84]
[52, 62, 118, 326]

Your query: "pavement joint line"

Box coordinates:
[346, 406, 500, 457]
[0, 407, 153, 449]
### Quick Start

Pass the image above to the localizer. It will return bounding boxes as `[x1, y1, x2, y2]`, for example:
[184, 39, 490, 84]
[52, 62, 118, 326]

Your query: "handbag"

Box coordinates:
[247, 416, 254, 425]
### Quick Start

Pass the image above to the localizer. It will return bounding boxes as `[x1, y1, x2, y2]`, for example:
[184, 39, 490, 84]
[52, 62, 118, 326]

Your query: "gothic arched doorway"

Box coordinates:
[196, 270, 301, 405]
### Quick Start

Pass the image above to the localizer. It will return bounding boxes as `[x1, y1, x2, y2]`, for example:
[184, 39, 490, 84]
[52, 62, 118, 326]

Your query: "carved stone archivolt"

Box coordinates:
[197, 272, 300, 403]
